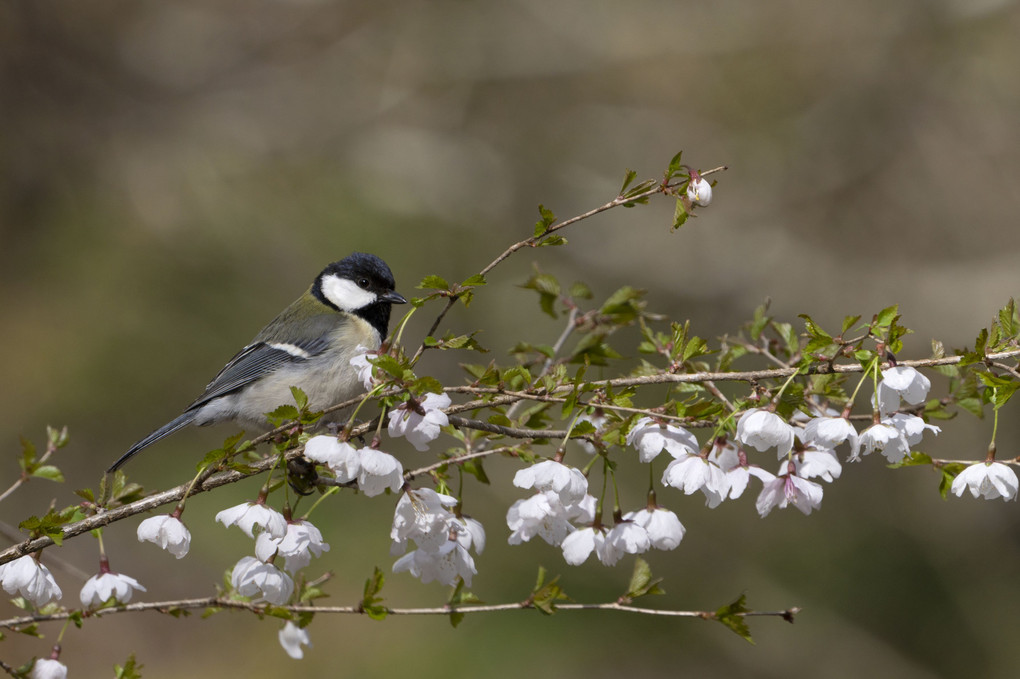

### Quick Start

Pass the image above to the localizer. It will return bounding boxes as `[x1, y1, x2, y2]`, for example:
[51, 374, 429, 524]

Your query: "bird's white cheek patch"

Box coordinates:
[322, 275, 377, 312]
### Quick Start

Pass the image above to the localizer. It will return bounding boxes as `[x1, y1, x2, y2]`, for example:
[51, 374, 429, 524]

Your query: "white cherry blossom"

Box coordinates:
[600, 521, 651, 566]
[304, 436, 361, 483]
[708, 440, 773, 500]
[561, 527, 605, 566]
[388, 393, 451, 451]
[392, 539, 477, 586]
[855, 422, 910, 463]
[506, 491, 574, 546]
[278, 621, 312, 660]
[390, 489, 459, 554]
[256, 520, 331, 573]
[231, 556, 294, 605]
[514, 460, 588, 505]
[661, 453, 728, 507]
[877, 365, 931, 415]
[802, 416, 857, 450]
[0, 555, 62, 607]
[454, 516, 486, 554]
[951, 461, 1018, 501]
[137, 514, 191, 559]
[356, 447, 404, 497]
[623, 507, 686, 551]
[215, 502, 287, 539]
[755, 462, 824, 517]
[626, 417, 699, 462]
[348, 345, 377, 391]
[80, 570, 146, 608]
[795, 447, 842, 483]
[886, 413, 941, 446]
[687, 177, 712, 206]
[735, 408, 795, 458]
[31, 658, 67, 679]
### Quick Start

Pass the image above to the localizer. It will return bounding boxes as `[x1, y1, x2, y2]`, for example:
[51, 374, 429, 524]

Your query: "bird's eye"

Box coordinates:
[357, 278, 370, 289]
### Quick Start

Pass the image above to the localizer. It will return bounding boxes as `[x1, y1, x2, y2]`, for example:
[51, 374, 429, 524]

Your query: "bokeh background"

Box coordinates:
[3, 0, 1020, 676]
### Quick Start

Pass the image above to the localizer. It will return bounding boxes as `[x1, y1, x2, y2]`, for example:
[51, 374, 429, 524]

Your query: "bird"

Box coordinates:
[109, 252, 406, 472]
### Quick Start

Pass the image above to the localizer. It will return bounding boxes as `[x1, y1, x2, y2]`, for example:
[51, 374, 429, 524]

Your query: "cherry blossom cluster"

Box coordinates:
[215, 501, 330, 604]
[390, 488, 484, 586]
[494, 363, 1017, 572]
[504, 459, 686, 566]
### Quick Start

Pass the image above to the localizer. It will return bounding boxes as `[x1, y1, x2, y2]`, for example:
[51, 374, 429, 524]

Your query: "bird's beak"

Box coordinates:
[381, 290, 408, 304]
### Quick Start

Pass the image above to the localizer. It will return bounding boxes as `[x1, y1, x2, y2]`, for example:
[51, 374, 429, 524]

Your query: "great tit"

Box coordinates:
[109, 252, 406, 472]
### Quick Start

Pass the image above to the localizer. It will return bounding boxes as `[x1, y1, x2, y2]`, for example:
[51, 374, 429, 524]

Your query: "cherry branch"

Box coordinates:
[0, 595, 799, 630]
[447, 350, 1020, 407]
[6, 346, 1014, 566]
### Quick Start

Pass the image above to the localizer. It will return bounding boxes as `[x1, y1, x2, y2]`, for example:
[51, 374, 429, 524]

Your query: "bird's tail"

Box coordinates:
[108, 411, 197, 472]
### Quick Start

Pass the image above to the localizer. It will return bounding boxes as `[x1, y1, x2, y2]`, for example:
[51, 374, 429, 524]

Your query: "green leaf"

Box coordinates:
[938, 462, 968, 499]
[501, 366, 533, 390]
[290, 386, 309, 411]
[999, 298, 1019, 338]
[664, 150, 684, 179]
[19, 505, 84, 545]
[714, 594, 754, 644]
[370, 354, 406, 380]
[957, 396, 984, 418]
[530, 566, 569, 615]
[19, 435, 37, 473]
[31, 465, 64, 483]
[600, 286, 645, 317]
[461, 457, 490, 485]
[411, 375, 445, 396]
[533, 204, 557, 237]
[430, 332, 488, 353]
[114, 654, 143, 679]
[841, 314, 862, 335]
[448, 578, 482, 628]
[361, 567, 388, 621]
[265, 404, 300, 427]
[417, 274, 450, 291]
[681, 335, 711, 364]
[854, 348, 877, 364]
[976, 371, 1020, 410]
[672, 198, 689, 230]
[799, 314, 831, 340]
[873, 304, 900, 331]
[749, 301, 770, 341]
[461, 274, 487, 288]
[569, 281, 593, 300]
[619, 168, 638, 194]
[537, 235, 567, 247]
[520, 269, 561, 319]
[773, 321, 799, 358]
[625, 558, 665, 599]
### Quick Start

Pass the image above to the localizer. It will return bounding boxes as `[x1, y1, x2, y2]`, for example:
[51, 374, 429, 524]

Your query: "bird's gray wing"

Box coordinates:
[186, 336, 331, 410]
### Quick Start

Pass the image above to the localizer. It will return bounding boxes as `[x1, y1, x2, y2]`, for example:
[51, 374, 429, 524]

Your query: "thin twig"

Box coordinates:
[0, 431, 62, 505]
[404, 447, 520, 481]
[991, 361, 1020, 381]
[410, 180, 683, 365]
[0, 454, 287, 567]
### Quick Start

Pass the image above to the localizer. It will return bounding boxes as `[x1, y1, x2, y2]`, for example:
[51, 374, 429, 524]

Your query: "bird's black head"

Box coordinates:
[312, 253, 406, 338]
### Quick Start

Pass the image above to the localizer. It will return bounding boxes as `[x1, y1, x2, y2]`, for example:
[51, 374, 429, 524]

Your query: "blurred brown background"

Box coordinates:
[3, 1, 1020, 677]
